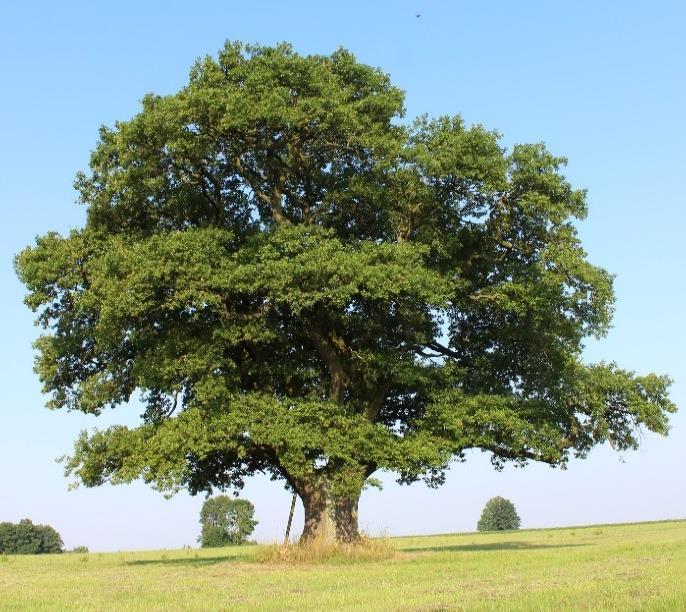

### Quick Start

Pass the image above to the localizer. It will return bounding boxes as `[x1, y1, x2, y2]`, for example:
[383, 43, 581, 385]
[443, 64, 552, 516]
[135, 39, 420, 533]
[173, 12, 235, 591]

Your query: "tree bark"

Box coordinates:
[298, 480, 361, 544]
[333, 495, 360, 543]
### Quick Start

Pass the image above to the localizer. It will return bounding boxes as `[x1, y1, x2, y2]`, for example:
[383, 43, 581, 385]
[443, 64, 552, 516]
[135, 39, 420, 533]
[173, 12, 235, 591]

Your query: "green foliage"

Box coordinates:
[477, 497, 521, 531]
[0, 519, 63, 554]
[199, 496, 258, 547]
[70, 546, 89, 554]
[15, 42, 676, 515]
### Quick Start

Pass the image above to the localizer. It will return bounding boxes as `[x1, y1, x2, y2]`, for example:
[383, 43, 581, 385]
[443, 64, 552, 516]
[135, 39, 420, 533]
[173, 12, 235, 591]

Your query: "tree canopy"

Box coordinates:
[477, 497, 521, 531]
[0, 519, 63, 554]
[16, 42, 676, 542]
[198, 496, 258, 547]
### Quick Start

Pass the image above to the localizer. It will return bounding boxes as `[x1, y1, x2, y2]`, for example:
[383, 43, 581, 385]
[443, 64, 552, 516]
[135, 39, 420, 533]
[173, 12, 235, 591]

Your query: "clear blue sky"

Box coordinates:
[1, 1, 684, 552]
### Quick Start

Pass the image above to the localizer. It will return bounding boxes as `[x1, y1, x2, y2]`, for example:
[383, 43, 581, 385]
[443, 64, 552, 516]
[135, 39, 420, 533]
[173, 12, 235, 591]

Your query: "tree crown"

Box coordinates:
[477, 496, 521, 531]
[0, 519, 64, 555]
[15, 42, 676, 503]
[199, 495, 258, 546]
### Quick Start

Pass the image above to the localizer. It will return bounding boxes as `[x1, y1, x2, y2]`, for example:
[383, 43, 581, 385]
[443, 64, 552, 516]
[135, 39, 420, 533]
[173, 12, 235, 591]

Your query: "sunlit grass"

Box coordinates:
[1, 519, 685, 610]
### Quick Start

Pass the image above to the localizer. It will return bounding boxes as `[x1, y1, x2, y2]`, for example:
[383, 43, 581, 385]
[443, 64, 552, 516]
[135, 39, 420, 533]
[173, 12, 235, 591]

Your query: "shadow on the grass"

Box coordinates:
[126, 553, 245, 567]
[400, 542, 589, 554]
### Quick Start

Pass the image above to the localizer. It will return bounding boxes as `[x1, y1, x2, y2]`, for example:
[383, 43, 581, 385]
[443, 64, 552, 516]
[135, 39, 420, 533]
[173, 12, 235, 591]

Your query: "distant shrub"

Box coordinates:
[199, 524, 229, 548]
[0, 519, 63, 554]
[71, 546, 89, 553]
[477, 497, 521, 532]
[198, 496, 258, 547]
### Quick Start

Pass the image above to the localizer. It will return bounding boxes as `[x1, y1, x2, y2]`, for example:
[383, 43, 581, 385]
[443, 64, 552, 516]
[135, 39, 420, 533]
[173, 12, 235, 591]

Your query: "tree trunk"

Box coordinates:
[333, 495, 360, 543]
[299, 480, 361, 544]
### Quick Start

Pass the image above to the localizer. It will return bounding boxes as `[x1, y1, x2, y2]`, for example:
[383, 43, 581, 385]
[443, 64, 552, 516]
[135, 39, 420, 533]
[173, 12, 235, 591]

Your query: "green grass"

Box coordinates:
[2, 520, 685, 610]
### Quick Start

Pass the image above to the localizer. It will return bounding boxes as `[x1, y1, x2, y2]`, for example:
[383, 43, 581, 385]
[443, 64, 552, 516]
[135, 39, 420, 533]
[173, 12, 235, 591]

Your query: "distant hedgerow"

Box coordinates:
[0, 519, 63, 554]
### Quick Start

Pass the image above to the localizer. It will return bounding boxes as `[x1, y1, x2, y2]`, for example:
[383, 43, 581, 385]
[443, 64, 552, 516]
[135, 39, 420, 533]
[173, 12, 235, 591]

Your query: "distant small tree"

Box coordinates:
[0, 519, 63, 554]
[199, 496, 258, 547]
[477, 497, 521, 532]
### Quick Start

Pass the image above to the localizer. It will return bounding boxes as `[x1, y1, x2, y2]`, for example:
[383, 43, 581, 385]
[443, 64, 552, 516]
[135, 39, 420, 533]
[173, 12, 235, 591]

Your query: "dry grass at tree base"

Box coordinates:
[1, 519, 686, 610]
[257, 534, 396, 564]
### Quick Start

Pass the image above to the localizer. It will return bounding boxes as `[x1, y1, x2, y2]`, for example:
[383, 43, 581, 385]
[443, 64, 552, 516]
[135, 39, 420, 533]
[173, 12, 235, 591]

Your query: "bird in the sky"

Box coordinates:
[416, 13, 421, 18]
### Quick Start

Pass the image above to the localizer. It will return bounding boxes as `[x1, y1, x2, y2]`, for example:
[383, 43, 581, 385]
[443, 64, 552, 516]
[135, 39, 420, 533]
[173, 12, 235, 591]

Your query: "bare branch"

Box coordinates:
[424, 341, 461, 359]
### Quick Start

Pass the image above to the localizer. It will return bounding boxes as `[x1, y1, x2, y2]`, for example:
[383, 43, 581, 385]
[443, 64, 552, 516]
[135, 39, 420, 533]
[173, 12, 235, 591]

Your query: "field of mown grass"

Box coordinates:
[1, 520, 685, 610]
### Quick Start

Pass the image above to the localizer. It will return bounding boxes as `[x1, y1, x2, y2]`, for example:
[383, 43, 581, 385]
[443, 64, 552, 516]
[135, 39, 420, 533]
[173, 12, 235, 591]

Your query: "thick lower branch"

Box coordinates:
[365, 380, 390, 420]
[310, 327, 349, 402]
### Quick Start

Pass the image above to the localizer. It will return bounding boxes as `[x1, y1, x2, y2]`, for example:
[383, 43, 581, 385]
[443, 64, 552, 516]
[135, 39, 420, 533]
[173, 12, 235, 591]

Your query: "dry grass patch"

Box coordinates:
[257, 535, 396, 564]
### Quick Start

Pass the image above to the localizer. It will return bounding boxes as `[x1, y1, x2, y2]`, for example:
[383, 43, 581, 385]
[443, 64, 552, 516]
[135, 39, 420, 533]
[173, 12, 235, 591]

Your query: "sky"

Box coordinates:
[0, 1, 684, 552]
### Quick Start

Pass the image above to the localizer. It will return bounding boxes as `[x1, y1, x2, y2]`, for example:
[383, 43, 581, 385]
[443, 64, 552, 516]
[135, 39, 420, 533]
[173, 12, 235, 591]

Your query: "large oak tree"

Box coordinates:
[16, 43, 676, 543]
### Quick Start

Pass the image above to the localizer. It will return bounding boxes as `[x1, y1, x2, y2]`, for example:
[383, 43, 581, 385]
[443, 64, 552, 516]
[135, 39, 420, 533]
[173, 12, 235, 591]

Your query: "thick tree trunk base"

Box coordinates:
[334, 496, 360, 543]
[299, 483, 360, 545]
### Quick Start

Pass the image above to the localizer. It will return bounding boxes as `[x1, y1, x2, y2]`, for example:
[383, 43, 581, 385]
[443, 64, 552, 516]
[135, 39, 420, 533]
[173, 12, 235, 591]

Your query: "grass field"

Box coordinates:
[1, 520, 685, 610]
